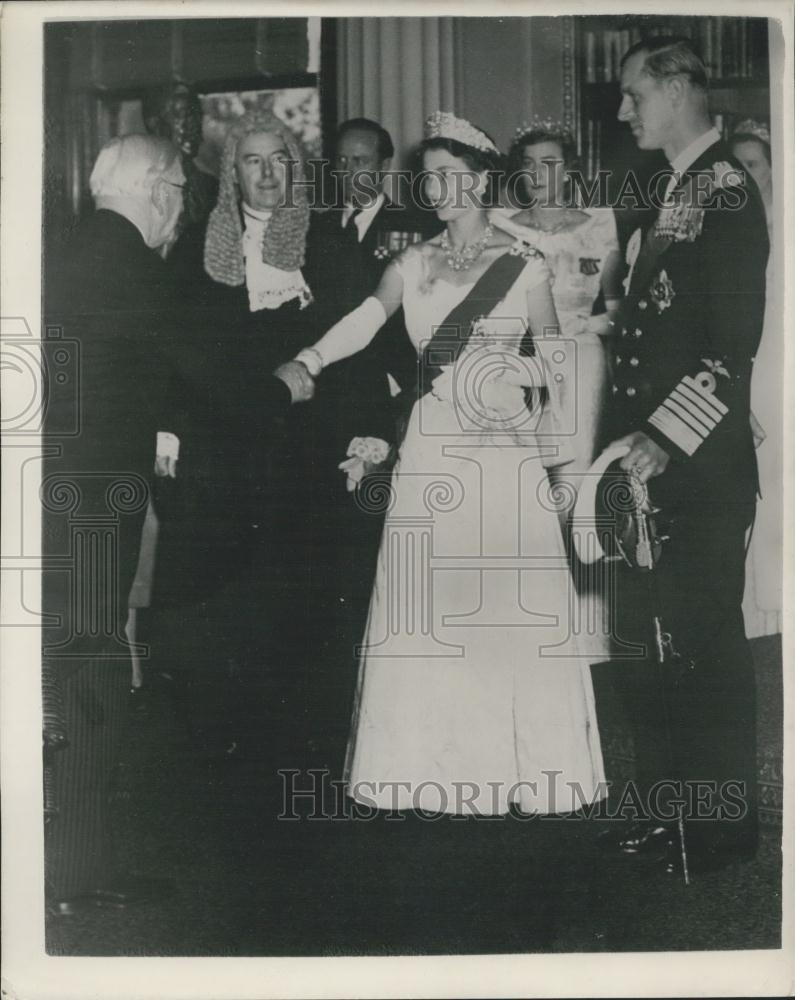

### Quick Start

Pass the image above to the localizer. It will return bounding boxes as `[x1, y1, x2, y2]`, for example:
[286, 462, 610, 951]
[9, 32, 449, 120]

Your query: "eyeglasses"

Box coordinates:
[161, 178, 186, 190]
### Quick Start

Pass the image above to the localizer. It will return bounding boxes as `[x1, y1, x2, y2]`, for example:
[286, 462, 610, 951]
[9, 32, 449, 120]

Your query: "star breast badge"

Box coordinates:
[649, 269, 675, 313]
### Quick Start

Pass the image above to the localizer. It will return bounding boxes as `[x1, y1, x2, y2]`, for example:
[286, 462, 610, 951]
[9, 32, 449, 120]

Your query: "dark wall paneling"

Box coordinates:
[58, 17, 310, 94]
[92, 19, 174, 89]
[181, 18, 261, 82]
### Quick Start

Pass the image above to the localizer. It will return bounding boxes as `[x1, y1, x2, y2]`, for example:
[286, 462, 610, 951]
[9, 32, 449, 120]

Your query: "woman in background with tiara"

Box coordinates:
[730, 119, 781, 638]
[492, 119, 623, 664]
[731, 119, 772, 230]
[285, 112, 606, 819]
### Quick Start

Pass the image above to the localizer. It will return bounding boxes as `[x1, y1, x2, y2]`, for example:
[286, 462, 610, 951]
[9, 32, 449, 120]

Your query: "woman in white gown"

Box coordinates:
[293, 112, 606, 817]
[492, 120, 623, 664]
[496, 119, 622, 472]
[730, 120, 782, 639]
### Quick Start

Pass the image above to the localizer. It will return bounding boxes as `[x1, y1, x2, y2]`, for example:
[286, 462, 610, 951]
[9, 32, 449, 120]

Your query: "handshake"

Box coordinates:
[155, 353, 319, 481]
[273, 359, 316, 404]
[274, 348, 326, 403]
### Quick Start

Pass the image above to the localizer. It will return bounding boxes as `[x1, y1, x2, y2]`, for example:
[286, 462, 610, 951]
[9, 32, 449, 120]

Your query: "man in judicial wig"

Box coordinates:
[42, 133, 313, 916]
[301, 117, 442, 764]
[605, 37, 769, 873]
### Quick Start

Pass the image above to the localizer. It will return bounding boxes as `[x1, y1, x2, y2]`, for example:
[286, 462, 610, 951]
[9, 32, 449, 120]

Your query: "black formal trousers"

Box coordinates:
[42, 466, 148, 899]
[614, 497, 758, 856]
[42, 209, 186, 899]
[45, 657, 130, 898]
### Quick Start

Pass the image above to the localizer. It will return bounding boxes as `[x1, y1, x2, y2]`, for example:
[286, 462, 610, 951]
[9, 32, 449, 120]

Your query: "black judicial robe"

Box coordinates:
[158, 219, 397, 681]
[158, 203, 439, 766]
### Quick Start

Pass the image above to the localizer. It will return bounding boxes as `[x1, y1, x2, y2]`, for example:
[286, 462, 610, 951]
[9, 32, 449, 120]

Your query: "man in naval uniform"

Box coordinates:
[605, 37, 769, 873]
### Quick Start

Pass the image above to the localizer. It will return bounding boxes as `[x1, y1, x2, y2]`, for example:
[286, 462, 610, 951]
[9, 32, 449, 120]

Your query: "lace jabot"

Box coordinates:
[241, 205, 312, 312]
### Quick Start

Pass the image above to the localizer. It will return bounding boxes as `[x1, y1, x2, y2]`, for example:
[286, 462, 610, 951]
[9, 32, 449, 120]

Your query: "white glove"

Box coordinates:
[299, 297, 387, 371]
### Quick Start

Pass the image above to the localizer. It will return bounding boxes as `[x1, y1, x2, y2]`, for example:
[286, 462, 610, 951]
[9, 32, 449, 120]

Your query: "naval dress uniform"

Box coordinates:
[608, 132, 769, 864]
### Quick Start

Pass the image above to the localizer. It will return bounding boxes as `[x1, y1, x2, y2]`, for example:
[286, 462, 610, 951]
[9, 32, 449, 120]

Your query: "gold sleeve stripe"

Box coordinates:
[648, 407, 703, 456]
[653, 400, 710, 443]
[677, 381, 726, 423]
[682, 375, 729, 416]
[665, 394, 716, 435]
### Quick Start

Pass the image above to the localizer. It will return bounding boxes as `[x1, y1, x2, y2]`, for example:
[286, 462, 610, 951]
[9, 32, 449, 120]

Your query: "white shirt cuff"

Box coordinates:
[157, 431, 180, 460]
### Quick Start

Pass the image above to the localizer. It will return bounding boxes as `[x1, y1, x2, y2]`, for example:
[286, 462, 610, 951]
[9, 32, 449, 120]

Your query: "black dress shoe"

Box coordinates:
[599, 820, 676, 858]
[50, 876, 175, 915]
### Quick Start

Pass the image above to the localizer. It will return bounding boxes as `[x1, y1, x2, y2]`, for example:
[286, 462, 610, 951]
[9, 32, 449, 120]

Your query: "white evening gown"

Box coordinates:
[743, 218, 783, 637]
[343, 245, 606, 815]
[492, 208, 620, 663]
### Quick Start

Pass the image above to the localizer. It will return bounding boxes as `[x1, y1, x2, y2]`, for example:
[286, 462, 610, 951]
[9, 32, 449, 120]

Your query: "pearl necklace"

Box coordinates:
[440, 222, 494, 272]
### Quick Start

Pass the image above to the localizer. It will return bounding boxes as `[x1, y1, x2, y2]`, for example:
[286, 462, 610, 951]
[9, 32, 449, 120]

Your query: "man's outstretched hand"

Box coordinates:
[274, 361, 316, 404]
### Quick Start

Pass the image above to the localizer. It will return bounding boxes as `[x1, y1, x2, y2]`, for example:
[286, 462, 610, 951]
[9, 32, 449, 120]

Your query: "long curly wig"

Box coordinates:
[204, 109, 310, 286]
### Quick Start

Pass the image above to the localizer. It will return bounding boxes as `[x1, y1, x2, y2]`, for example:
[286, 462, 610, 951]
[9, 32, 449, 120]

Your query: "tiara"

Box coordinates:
[424, 111, 499, 155]
[732, 119, 771, 145]
[515, 115, 573, 144]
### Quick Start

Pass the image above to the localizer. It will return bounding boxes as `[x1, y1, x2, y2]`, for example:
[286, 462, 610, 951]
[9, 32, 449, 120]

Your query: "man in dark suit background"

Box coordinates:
[43, 134, 312, 915]
[604, 37, 769, 874]
[308, 116, 441, 390]
[297, 117, 440, 769]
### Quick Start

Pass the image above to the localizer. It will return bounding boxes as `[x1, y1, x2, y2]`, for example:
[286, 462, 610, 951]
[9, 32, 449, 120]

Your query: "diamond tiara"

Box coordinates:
[424, 111, 500, 156]
[515, 115, 573, 145]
